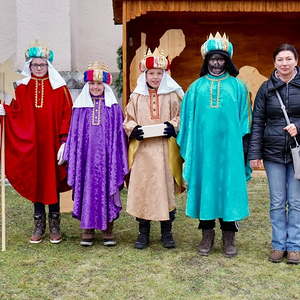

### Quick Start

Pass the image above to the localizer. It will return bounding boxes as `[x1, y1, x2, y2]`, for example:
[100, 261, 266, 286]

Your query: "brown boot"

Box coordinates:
[287, 251, 300, 264]
[198, 229, 215, 256]
[269, 250, 285, 263]
[30, 213, 46, 244]
[222, 231, 237, 257]
[48, 212, 62, 244]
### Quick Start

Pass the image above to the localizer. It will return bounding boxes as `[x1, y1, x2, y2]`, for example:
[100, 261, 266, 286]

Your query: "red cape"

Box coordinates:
[4, 75, 72, 204]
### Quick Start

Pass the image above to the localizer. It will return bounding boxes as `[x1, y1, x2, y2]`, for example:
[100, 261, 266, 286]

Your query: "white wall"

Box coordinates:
[0, 0, 121, 72]
[71, 0, 122, 72]
[0, 0, 17, 63]
[16, 0, 71, 71]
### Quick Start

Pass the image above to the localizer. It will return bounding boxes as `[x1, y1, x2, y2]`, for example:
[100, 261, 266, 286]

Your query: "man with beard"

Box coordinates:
[177, 33, 252, 257]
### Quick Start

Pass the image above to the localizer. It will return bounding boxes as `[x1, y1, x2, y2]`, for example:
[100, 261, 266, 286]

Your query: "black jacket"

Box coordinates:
[248, 67, 300, 164]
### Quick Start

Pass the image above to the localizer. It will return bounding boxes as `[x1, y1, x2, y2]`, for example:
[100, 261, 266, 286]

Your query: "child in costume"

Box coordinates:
[0, 41, 72, 244]
[123, 49, 184, 249]
[63, 62, 128, 246]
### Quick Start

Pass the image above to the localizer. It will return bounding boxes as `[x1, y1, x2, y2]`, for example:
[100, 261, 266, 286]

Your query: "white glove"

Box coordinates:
[0, 104, 6, 116]
[57, 143, 66, 165]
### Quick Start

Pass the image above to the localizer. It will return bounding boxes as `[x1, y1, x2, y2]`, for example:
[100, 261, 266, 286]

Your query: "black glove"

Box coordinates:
[129, 125, 144, 141]
[164, 121, 177, 138]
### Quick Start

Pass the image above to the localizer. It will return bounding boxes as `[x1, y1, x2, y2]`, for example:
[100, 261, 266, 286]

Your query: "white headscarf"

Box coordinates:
[132, 71, 184, 99]
[16, 59, 66, 89]
[73, 82, 118, 108]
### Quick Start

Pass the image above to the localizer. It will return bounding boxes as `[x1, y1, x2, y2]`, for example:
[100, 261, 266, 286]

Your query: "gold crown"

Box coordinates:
[87, 61, 109, 72]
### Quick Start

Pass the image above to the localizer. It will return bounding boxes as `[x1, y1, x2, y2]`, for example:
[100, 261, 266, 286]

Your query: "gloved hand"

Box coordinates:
[57, 143, 66, 165]
[129, 125, 144, 141]
[164, 121, 176, 138]
[0, 104, 6, 116]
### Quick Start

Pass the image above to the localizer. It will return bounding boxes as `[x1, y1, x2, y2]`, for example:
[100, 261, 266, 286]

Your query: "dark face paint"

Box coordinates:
[208, 54, 226, 75]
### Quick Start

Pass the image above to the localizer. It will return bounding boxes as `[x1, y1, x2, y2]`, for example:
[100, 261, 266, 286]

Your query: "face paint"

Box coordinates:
[208, 54, 226, 76]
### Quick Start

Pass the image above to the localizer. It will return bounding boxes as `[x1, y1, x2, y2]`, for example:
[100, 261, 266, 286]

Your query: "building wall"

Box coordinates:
[16, 0, 71, 71]
[71, 0, 122, 72]
[0, 0, 122, 72]
[0, 0, 17, 63]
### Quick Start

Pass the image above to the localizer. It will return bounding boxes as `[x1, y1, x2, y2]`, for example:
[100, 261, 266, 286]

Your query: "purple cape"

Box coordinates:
[63, 102, 128, 230]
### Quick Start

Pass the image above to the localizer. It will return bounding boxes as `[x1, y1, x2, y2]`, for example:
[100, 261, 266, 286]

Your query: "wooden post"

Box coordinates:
[1, 71, 6, 251]
[122, 0, 128, 107]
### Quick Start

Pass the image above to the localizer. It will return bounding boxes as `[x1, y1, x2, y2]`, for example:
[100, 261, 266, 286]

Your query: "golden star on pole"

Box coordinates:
[0, 58, 25, 100]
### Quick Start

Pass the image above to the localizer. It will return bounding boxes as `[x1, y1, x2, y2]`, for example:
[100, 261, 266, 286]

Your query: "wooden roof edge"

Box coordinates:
[112, 0, 300, 25]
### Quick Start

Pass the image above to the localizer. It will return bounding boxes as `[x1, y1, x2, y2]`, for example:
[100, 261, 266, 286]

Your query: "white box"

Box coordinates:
[141, 123, 167, 138]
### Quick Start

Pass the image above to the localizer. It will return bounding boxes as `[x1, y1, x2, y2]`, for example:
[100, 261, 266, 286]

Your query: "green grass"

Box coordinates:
[1, 176, 300, 300]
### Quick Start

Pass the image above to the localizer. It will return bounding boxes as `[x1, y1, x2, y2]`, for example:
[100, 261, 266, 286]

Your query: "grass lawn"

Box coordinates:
[1, 175, 300, 300]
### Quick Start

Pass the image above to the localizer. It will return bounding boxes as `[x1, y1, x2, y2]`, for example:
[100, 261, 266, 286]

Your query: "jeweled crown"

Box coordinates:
[201, 32, 233, 58]
[139, 48, 170, 72]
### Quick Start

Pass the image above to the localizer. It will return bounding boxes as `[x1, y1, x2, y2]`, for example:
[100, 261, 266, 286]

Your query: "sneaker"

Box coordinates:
[49, 212, 62, 244]
[80, 229, 95, 247]
[103, 238, 117, 247]
[269, 250, 285, 263]
[287, 251, 300, 264]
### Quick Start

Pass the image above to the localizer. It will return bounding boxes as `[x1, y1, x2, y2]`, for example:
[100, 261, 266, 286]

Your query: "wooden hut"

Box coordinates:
[112, 0, 300, 105]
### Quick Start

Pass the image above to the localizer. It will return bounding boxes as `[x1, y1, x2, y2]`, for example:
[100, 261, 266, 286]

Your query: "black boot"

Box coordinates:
[222, 230, 237, 257]
[198, 229, 215, 256]
[30, 213, 46, 244]
[48, 212, 62, 244]
[135, 219, 150, 249]
[160, 220, 176, 248]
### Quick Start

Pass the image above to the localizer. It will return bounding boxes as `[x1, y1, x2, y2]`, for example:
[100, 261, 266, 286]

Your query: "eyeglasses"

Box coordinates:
[31, 63, 48, 69]
[209, 58, 225, 63]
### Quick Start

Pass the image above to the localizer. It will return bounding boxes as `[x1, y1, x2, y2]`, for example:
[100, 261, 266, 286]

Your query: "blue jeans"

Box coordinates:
[264, 161, 300, 251]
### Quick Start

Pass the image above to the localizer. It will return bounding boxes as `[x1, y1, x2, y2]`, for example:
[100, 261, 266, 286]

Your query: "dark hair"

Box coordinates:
[273, 44, 299, 61]
[199, 50, 239, 77]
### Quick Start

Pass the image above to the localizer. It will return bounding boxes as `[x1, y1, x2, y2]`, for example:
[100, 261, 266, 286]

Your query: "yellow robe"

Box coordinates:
[123, 90, 182, 221]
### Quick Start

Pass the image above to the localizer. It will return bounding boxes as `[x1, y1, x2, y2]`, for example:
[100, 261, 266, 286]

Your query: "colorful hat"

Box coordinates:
[139, 48, 170, 72]
[84, 62, 112, 85]
[25, 40, 54, 63]
[201, 32, 233, 58]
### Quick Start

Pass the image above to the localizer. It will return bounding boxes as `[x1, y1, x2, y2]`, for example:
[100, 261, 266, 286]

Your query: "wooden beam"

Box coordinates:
[122, 0, 128, 107]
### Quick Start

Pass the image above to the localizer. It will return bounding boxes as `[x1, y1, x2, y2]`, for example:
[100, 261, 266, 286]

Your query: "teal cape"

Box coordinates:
[177, 73, 252, 221]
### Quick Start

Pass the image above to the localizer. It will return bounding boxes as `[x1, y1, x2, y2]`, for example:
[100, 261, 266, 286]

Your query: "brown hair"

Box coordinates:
[273, 44, 299, 61]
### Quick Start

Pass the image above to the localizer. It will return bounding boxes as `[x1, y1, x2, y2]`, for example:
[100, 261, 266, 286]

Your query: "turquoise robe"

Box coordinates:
[177, 73, 252, 221]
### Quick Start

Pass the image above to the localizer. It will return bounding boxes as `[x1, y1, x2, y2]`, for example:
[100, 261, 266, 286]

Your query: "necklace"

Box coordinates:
[205, 74, 229, 108]
[34, 77, 48, 108]
[91, 96, 104, 125]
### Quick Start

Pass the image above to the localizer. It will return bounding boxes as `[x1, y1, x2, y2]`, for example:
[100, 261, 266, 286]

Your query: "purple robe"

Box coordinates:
[63, 100, 128, 230]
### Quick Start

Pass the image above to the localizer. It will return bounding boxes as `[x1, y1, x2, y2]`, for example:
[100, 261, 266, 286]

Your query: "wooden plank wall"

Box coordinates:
[125, 12, 300, 101]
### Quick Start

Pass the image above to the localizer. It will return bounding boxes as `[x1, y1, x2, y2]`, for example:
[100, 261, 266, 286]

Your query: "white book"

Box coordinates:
[141, 123, 167, 138]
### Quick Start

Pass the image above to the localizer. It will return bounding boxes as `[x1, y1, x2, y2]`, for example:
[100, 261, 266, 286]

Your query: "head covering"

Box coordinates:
[139, 48, 170, 72]
[199, 32, 239, 77]
[132, 71, 184, 99]
[201, 32, 233, 59]
[132, 49, 184, 98]
[16, 40, 66, 89]
[73, 62, 118, 108]
[83, 62, 113, 85]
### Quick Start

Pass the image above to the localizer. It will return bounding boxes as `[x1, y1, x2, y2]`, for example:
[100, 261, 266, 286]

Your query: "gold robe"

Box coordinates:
[123, 90, 183, 221]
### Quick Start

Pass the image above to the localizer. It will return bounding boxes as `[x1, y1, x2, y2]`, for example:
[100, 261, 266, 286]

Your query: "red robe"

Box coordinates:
[4, 75, 72, 204]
